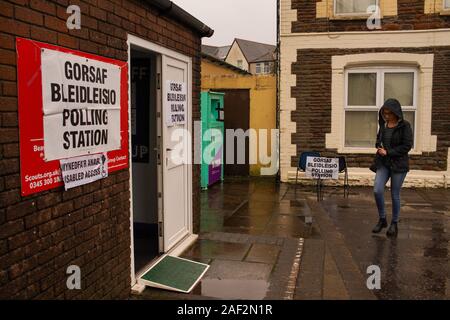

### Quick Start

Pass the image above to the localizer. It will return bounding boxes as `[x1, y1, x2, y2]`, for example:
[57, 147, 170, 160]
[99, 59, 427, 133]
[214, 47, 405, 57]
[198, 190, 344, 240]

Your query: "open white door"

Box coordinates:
[161, 55, 191, 252]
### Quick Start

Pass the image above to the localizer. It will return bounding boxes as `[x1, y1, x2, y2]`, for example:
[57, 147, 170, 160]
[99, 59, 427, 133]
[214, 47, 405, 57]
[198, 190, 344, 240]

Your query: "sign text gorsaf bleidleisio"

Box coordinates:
[305, 157, 339, 180]
[42, 48, 121, 161]
[165, 80, 186, 126]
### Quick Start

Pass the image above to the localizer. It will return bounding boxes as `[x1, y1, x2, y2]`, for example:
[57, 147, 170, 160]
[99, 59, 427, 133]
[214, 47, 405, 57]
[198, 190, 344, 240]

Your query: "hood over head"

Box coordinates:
[379, 98, 404, 126]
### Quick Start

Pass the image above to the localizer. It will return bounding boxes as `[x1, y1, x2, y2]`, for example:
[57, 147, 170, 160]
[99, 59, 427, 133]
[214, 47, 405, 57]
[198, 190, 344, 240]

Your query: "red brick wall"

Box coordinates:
[0, 0, 202, 299]
[290, 47, 450, 171]
[291, 0, 450, 33]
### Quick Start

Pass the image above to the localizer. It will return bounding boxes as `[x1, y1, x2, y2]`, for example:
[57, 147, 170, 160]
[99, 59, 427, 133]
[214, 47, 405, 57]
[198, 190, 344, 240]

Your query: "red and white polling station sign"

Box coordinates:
[16, 38, 129, 196]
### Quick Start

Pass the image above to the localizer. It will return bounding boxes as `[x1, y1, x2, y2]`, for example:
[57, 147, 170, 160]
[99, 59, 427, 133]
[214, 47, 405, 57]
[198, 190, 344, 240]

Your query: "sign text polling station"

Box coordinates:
[305, 157, 339, 180]
[165, 81, 187, 126]
[42, 49, 121, 161]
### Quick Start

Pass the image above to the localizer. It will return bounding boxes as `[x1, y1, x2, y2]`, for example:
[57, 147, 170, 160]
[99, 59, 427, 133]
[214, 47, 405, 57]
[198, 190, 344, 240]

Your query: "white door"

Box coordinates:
[161, 55, 191, 252]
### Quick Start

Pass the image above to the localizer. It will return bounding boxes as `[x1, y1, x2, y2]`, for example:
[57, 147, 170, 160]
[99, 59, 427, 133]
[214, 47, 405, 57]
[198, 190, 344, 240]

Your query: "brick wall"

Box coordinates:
[291, 0, 450, 33]
[290, 47, 450, 171]
[0, 0, 202, 299]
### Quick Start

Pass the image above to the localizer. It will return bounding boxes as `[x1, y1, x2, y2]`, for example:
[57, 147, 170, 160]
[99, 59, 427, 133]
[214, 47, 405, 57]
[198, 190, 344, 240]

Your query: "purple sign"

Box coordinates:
[208, 147, 222, 186]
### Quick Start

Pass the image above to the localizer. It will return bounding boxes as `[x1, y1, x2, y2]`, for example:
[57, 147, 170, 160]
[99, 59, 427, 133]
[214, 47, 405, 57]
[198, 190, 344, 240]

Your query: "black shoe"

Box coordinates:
[372, 218, 388, 233]
[386, 223, 398, 237]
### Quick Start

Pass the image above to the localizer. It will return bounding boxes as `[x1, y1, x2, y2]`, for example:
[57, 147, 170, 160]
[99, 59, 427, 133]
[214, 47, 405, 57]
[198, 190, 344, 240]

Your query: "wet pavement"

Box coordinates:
[135, 177, 450, 300]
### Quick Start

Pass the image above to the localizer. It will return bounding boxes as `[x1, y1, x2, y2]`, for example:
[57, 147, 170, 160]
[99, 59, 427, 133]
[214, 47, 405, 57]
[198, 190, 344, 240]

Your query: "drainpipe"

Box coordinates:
[148, 0, 214, 38]
[276, 0, 281, 182]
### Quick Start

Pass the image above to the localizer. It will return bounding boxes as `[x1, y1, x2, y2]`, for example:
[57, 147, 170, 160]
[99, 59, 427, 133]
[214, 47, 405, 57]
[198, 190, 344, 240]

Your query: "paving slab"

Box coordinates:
[245, 243, 280, 265]
[181, 239, 251, 261]
[205, 259, 273, 281]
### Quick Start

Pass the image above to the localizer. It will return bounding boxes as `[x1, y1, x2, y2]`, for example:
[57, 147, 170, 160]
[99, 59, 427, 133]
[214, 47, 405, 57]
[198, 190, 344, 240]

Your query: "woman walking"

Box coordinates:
[371, 98, 413, 237]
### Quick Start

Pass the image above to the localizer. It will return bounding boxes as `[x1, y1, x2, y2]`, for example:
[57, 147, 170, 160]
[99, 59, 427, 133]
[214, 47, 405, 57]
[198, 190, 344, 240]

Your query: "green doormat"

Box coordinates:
[140, 255, 210, 293]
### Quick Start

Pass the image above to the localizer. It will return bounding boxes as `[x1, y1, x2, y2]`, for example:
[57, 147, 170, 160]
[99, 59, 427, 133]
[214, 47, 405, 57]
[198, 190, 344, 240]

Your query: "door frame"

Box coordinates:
[127, 34, 193, 286]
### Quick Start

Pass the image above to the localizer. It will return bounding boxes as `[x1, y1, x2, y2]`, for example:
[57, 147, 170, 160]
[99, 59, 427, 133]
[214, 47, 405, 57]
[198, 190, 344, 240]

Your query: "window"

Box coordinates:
[328, 52, 435, 155]
[445, 0, 450, 9]
[237, 59, 243, 69]
[256, 62, 271, 74]
[335, 0, 377, 15]
[256, 63, 261, 74]
[344, 67, 417, 148]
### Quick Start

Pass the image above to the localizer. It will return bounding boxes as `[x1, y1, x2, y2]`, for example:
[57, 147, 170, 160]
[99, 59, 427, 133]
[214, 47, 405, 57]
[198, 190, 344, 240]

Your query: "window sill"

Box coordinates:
[440, 9, 450, 16]
[338, 147, 422, 155]
[329, 14, 372, 20]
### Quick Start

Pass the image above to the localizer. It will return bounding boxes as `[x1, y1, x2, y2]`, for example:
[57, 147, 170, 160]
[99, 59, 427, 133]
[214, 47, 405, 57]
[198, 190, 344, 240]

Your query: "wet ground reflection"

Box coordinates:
[193, 279, 270, 300]
[135, 178, 449, 300]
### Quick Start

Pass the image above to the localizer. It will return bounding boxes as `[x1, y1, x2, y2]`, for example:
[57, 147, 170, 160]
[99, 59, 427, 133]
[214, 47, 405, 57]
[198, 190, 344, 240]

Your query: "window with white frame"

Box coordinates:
[256, 63, 262, 74]
[237, 59, 243, 69]
[264, 62, 271, 74]
[445, 0, 450, 9]
[335, 0, 378, 15]
[344, 67, 417, 148]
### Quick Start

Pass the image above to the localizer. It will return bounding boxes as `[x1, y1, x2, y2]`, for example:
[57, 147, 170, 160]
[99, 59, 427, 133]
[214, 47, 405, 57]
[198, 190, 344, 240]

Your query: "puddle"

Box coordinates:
[193, 279, 270, 299]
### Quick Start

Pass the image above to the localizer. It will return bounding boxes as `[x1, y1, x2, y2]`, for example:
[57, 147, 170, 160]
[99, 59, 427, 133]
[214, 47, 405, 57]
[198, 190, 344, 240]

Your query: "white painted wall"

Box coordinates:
[225, 41, 249, 71]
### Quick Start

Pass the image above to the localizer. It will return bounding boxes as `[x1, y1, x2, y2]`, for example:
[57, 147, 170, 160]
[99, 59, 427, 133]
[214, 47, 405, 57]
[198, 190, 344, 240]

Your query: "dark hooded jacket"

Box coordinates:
[373, 99, 413, 173]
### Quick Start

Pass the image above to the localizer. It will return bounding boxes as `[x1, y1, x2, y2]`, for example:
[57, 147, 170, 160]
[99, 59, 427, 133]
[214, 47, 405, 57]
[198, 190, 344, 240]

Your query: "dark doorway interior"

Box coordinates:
[131, 47, 159, 274]
[219, 89, 250, 176]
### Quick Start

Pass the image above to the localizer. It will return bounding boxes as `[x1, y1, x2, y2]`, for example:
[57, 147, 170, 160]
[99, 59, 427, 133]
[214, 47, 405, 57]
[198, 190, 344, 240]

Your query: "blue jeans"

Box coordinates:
[373, 165, 407, 223]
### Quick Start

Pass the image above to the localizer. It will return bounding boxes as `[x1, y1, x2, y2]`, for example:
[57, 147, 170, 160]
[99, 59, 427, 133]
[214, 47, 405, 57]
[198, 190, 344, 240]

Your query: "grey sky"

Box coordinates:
[171, 0, 277, 46]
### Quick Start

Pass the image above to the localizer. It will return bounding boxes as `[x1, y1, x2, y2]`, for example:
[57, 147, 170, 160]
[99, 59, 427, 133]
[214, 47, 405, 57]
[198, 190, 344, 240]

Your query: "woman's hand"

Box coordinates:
[377, 148, 387, 156]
